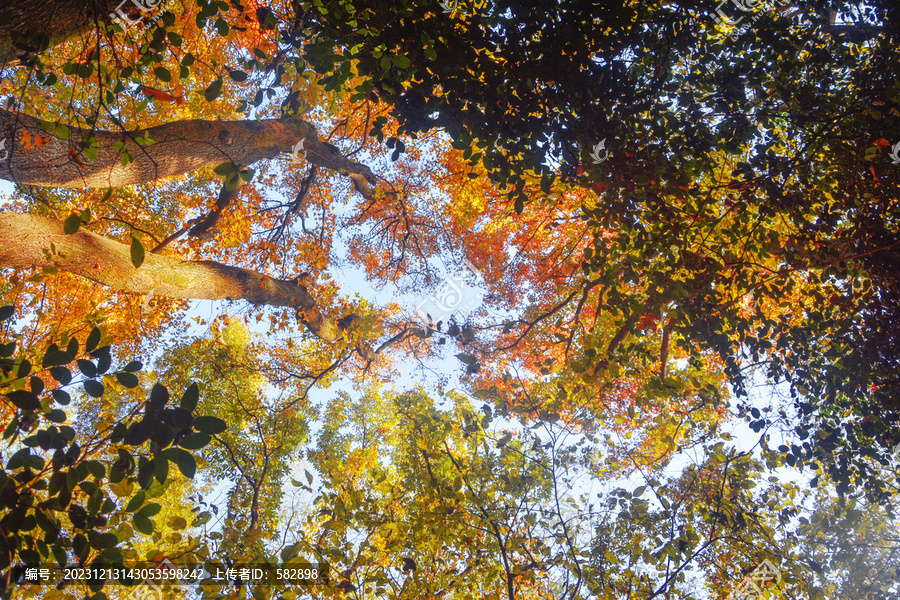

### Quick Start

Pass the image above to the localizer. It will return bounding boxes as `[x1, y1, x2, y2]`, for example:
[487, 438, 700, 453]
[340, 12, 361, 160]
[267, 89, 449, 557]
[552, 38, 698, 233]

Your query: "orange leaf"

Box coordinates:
[67, 147, 85, 169]
[141, 85, 185, 105]
[34, 135, 51, 149]
[20, 130, 33, 150]
[873, 137, 890, 149]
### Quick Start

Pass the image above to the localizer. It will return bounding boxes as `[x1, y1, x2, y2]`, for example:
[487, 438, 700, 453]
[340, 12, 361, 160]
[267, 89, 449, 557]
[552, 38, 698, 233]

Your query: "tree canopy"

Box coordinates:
[0, 0, 898, 599]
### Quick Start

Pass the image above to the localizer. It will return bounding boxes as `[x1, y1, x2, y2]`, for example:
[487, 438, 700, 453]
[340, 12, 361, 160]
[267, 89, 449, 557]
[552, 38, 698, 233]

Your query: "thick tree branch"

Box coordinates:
[0, 211, 339, 341]
[0, 109, 376, 191]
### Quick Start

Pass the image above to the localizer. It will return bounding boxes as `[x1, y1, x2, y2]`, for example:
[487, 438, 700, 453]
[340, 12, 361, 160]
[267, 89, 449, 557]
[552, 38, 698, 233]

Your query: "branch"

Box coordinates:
[0, 211, 339, 341]
[188, 173, 246, 241]
[0, 108, 376, 193]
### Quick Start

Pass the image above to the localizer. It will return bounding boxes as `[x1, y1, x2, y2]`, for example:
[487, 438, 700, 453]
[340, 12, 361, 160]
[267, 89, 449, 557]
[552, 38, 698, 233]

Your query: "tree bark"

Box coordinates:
[0, 109, 376, 190]
[0, 212, 339, 341]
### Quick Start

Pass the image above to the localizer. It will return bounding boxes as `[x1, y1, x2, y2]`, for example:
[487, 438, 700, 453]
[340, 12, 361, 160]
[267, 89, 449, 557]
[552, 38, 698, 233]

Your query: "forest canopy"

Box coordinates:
[0, 0, 898, 599]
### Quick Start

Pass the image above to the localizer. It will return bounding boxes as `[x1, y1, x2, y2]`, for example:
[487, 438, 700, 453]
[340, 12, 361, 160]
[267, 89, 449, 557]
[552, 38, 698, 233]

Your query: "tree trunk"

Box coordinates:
[0, 212, 339, 341]
[0, 109, 376, 190]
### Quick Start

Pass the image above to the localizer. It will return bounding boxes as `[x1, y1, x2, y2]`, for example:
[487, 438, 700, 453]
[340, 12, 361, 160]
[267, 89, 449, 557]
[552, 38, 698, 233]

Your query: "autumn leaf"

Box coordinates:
[67, 147, 85, 168]
[141, 85, 185, 105]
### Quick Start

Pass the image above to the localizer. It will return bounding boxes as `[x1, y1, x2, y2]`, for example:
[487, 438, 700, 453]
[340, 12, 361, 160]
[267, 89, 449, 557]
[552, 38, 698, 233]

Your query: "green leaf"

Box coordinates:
[215, 18, 229, 36]
[137, 460, 154, 489]
[49, 366, 72, 384]
[85, 327, 101, 353]
[83, 145, 98, 162]
[91, 532, 118, 550]
[77, 359, 97, 378]
[224, 170, 242, 191]
[133, 513, 153, 535]
[52, 389, 71, 405]
[7, 447, 31, 469]
[63, 214, 81, 234]
[455, 353, 476, 365]
[5, 390, 40, 410]
[391, 55, 411, 69]
[178, 433, 210, 450]
[123, 361, 142, 372]
[204, 78, 223, 102]
[83, 380, 104, 398]
[167, 515, 188, 530]
[46, 409, 67, 423]
[116, 372, 139, 388]
[228, 69, 248, 82]
[213, 162, 235, 176]
[130, 236, 145, 268]
[149, 383, 169, 408]
[125, 419, 152, 446]
[0, 305, 13, 321]
[167, 448, 197, 478]
[138, 502, 161, 517]
[154, 67, 171, 82]
[154, 457, 169, 483]
[42, 346, 72, 368]
[180, 383, 199, 412]
[193, 416, 227, 435]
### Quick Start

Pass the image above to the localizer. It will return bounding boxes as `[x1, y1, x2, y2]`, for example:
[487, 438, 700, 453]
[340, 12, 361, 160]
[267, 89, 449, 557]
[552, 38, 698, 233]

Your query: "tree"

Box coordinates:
[0, 303, 218, 599]
[1, 0, 899, 598]
[298, 0, 900, 501]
